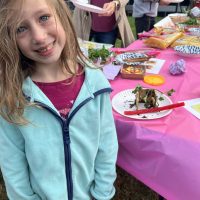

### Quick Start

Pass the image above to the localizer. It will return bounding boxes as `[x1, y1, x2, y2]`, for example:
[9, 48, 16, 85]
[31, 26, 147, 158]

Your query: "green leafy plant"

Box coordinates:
[88, 45, 111, 63]
[180, 17, 199, 25]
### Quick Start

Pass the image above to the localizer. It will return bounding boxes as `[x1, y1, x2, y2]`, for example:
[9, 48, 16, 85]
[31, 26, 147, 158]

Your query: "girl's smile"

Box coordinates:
[34, 41, 55, 57]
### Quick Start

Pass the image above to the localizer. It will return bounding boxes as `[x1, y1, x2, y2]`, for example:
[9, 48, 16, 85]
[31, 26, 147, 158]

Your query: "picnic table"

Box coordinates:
[110, 39, 200, 200]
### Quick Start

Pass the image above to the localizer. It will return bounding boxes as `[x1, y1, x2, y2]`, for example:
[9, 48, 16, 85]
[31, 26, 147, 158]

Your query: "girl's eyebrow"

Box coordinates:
[23, 7, 50, 16]
[33, 8, 51, 15]
[20, 8, 51, 23]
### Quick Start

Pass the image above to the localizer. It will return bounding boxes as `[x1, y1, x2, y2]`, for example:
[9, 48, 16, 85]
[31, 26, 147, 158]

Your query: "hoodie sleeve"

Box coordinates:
[0, 118, 41, 200]
[90, 92, 118, 200]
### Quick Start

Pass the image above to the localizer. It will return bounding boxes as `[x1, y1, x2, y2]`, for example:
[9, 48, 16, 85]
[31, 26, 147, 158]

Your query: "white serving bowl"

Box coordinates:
[188, 27, 200, 36]
[174, 45, 200, 58]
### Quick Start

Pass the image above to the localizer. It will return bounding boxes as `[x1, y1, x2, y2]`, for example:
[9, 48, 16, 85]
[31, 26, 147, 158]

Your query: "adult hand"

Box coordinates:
[99, 2, 116, 17]
[159, 0, 172, 6]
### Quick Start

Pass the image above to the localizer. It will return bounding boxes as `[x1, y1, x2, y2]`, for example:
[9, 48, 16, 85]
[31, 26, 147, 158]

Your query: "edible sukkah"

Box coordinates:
[132, 85, 158, 110]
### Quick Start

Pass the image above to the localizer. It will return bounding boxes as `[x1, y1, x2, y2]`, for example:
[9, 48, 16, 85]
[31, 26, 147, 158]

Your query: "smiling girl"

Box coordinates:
[0, 0, 118, 199]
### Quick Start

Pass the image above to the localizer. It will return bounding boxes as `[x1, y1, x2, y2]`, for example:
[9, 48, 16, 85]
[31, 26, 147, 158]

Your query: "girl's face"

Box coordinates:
[16, 0, 66, 68]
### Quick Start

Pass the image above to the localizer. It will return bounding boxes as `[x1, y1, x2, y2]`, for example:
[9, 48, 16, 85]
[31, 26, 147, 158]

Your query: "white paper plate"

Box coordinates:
[168, 13, 187, 17]
[168, 0, 184, 3]
[112, 89, 172, 120]
[174, 45, 200, 58]
[72, 1, 106, 14]
[154, 16, 175, 28]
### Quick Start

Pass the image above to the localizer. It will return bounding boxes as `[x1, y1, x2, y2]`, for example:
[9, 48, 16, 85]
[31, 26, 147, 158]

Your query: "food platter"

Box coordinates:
[174, 45, 200, 58]
[114, 52, 149, 65]
[112, 89, 172, 120]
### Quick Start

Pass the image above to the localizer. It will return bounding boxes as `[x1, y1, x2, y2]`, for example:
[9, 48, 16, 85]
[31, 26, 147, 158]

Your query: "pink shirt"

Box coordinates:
[34, 71, 85, 117]
[91, 0, 116, 32]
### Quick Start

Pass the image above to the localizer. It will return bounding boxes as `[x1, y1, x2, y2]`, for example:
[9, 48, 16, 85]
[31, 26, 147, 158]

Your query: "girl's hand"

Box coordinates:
[99, 2, 116, 17]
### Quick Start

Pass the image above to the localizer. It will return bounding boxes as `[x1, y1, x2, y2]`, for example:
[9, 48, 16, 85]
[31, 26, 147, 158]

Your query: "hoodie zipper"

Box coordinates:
[62, 119, 73, 200]
[33, 101, 73, 200]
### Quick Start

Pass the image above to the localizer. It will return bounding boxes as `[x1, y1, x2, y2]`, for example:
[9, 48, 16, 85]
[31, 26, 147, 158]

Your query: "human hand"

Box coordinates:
[159, 0, 171, 6]
[99, 2, 116, 17]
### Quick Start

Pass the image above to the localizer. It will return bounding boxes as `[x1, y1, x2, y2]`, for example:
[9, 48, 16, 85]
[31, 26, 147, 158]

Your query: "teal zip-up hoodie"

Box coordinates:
[0, 67, 118, 200]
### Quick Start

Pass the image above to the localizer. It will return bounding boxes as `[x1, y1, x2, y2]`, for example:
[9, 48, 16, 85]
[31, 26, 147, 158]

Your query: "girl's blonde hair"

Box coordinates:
[0, 0, 86, 124]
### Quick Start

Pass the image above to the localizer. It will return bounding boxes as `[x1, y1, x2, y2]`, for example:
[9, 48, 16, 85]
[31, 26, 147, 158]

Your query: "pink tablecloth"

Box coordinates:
[110, 40, 200, 200]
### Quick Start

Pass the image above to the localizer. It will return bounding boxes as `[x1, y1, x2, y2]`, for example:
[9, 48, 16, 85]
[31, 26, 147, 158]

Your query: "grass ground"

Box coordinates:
[0, 16, 162, 200]
[114, 167, 159, 200]
[0, 171, 7, 200]
[115, 16, 136, 47]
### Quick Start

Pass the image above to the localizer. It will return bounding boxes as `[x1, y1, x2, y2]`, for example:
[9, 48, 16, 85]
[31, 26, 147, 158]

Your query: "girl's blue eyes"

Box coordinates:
[17, 27, 27, 34]
[17, 15, 50, 34]
[40, 15, 49, 22]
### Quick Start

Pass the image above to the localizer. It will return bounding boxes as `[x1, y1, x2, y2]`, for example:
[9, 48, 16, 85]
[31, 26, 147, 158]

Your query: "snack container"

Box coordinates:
[120, 64, 146, 79]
